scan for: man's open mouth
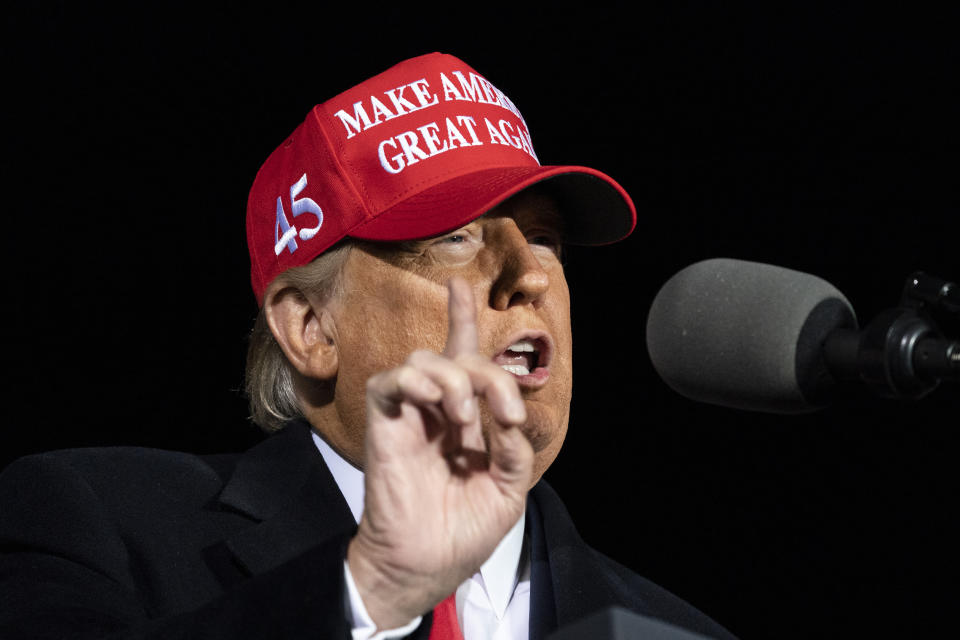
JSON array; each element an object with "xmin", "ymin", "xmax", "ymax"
[{"xmin": 492, "ymin": 334, "xmax": 552, "ymax": 385}]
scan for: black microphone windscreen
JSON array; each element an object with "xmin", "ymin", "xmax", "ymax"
[{"xmin": 646, "ymin": 258, "xmax": 858, "ymax": 413}]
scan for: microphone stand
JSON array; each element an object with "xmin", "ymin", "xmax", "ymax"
[{"xmin": 824, "ymin": 271, "xmax": 959, "ymax": 400}]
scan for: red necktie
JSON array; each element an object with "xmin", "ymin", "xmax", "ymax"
[{"xmin": 428, "ymin": 592, "xmax": 463, "ymax": 640}]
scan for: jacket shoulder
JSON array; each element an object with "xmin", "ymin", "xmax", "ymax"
[
  {"xmin": 0, "ymin": 447, "xmax": 237, "ymax": 583},
  {"xmin": 1, "ymin": 445, "xmax": 234, "ymax": 504}
]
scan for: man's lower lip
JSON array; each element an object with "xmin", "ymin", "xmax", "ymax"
[{"xmin": 511, "ymin": 366, "xmax": 550, "ymax": 387}]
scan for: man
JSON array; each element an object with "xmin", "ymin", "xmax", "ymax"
[{"xmin": 0, "ymin": 53, "xmax": 735, "ymax": 639}]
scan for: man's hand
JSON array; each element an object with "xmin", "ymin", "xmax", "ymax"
[{"xmin": 346, "ymin": 277, "xmax": 534, "ymax": 630}]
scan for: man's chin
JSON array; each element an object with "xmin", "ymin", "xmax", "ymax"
[
  {"xmin": 479, "ymin": 401, "xmax": 566, "ymax": 453},
  {"xmin": 523, "ymin": 398, "xmax": 568, "ymax": 447},
  {"xmin": 476, "ymin": 403, "xmax": 566, "ymax": 489}
]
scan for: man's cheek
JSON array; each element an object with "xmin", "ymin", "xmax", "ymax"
[
  {"xmin": 401, "ymin": 307, "xmax": 449, "ymax": 354},
  {"xmin": 367, "ymin": 311, "xmax": 448, "ymax": 367}
]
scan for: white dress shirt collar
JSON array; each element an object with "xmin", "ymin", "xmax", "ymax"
[
  {"xmin": 312, "ymin": 430, "xmax": 365, "ymax": 524},
  {"xmin": 474, "ymin": 515, "xmax": 526, "ymax": 619}
]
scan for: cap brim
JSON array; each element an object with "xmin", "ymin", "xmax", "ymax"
[{"xmin": 348, "ymin": 165, "xmax": 636, "ymax": 245}]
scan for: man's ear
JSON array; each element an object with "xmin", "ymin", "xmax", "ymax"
[{"xmin": 263, "ymin": 282, "xmax": 338, "ymax": 381}]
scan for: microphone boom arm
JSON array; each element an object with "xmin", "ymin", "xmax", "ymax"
[{"xmin": 824, "ymin": 271, "xmax": 959, "ymax": 399}]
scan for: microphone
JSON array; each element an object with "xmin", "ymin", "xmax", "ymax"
[{"xmin": 645, "ymin": 258, "xmax": 958, "ymax": 414}]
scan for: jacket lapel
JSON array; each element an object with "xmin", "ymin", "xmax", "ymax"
[
  {"xmin": 527, "ymin": 481, "xmax": 639, "ymax": 639},
  {"xmin": 527, "ymin": 486, "xmax": 558, "ymax": 640},
  {"xmin": 217, "ymin": 421, "xmax": 357, "ymax": 577}
]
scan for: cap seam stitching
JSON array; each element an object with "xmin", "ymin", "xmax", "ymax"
[
  {"xmin": 247, "ymin": 163, "xmax": 273, "ymax": 300},
  {"xmin": 311, "ymin": 106, "xmax": 373, "ymax": 223}
]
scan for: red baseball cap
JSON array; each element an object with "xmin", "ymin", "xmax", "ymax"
[{"xmin": 247, "ymin": 52, "xmax": 636, "ymax": 303}]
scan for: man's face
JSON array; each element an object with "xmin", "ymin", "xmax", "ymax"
[{"xmin": 322, "ymin": 189, "xmax": 572, "ymax": 486}]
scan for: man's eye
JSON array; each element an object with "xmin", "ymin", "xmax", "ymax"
[
  {"xmin": 527, "ymin": 233, "xmax": 564, "ymax": 259},
  {"xmin": 428, "ymin": 233, "xmax": 478, "ymax": 253},
  {"xmin": 529, "ymin": 234, "xmax": 562, "ymax": 249}
]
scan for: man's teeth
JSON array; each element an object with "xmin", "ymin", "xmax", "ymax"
[
  {"xmin": 498, "ymin": 339, "xmax": 538, "ymax": 375},
  {"xmin": 507, "ymin": 340, "xmax": 536, "ymax": 353},
  {"xmin": 501, "ymin": 364, "xmax": 531, "ymax": 376}
]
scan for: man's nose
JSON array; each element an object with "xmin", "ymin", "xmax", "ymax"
[{"xmin": 489, "ymin": 220, "xmax": 550, "ymax": 310}]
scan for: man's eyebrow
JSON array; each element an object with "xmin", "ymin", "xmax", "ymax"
[
  {"xmin": 395, "ymin": 239, "xmax": 429, "ymax": 254},
  {"xmin": 522, "ymin": 206, "xmax": 565, "ymax": 233}
]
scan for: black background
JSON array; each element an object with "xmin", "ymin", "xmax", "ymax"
[{"xmin": 3, "ymin": 3, "xmax": 958, "ymax": 638}]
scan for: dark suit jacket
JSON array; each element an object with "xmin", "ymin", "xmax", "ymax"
[{"xmin": 0, "ymin": 421, "xmax": 735, "ymax": 639}]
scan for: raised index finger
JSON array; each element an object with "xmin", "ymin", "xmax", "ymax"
[{"xmin": 443, "ymin": 277, "xmax": 479, "ymax": 358}]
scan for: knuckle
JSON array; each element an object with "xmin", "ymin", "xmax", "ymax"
[
  {"xmin": 445, "ymin": 368, "xmax": 473, "ymax": 396},
  {"xmin": 476, "ymin": 357, "xmax": 512, "ymax": 381},
  {"xmin": 491, "ymin": 369, "xmax": 520, "ymax": 395},
  {"xmin": 393, "ymin": 364, "xmax": 417, "ymax": 388},
  {"xmin": 366, "ymin": 371, "xmax": 387, "ymax": 394}
]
